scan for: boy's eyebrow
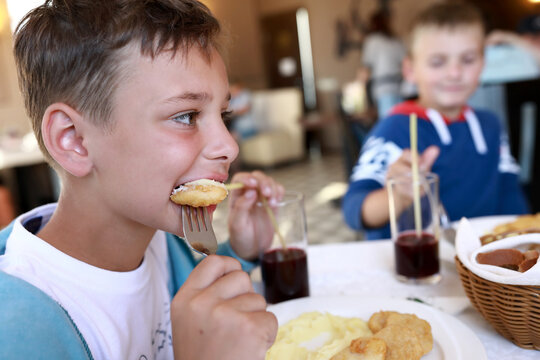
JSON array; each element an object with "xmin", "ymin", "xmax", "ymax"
[
  {"xmin": 164, "ymin": 92, "xmax": 211, "ymax": 104},
  {"xmin": 163, "ymin": 92, "xmax": 231, "ymax": 104}
]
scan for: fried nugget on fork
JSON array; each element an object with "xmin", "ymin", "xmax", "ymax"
[{"xmin": 170, "ymin": 179, "xmax": 228, "ymax": 207}]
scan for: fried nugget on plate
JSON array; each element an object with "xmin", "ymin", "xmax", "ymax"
[
  {"xmin": 373, "ymin": 324, "xmax": 424, "ymax": 360},
  {"xmin": 330, "ymin": 337, "xmax": 386, "ymax": 360},
  {"xmin": 368, "ymin": 311, "xmax": 433, "ymax": 355}
]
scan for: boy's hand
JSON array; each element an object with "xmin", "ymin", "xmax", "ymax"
[
  {"xmin": 385, "ymin": 146, "xmax": 439, "ymax": 211},
  {"xmin": 171, "ymin": 255, "xmax": 278, "ymax": 360},
  {"xmin": 227, "ymin": 171, "xmax": 285, "ymax": 260}
]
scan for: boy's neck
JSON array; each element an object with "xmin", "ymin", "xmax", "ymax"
[
  {"xmin": 37, "ymin": 193, "xmax": 155, "ymax": 272},
  {"xmin": 417, "ymin": 100, "xmax": 464, "ymax": 121}
]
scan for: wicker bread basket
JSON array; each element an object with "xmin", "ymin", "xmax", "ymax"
[{"xmin": 455, "ymin": 257, "xmax": 540, "ymax": 350}]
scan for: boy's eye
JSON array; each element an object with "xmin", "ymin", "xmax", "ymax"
[
  {"xmin": 428, "ymin": 56, "xmax": 445, "ymax": 68},
  {"xmin": 461, "ymin": 54, "xmax": 478, "ymax": 65},
  {"xmin": 170, "ymin": 111, "xmax": 200, "ymax": 126}
]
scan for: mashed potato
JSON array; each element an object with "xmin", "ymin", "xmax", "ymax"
[{"xmin": 266, "ymin": 311, "xmax": 372, "ymax": 360}]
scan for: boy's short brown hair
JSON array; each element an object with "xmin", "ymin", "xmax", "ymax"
[
  {"xmin": 408, "ymin": 2, "xmax": 485, "ymax": 53},
  {"xmin": 13, "ymin": 0, "xmax": 221, "ymax": 164}
]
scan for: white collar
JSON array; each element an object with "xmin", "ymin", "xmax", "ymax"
[{"xmin": 425, "ymin": 108, "xmax": 487, "ymax": 154}]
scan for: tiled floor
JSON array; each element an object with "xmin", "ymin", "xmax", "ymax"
[{"xmin": 213, "ymin": 153, "xmax": 363, "ymax": 245}]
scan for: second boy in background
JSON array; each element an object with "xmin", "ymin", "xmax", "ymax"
[{"xmin": 343, "ymin": 2, "xmax": 528, "ymax": 240}]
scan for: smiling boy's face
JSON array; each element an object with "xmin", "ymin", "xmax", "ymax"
[
  {"xmin": 83, "ymin": 45, "xmax": 238, "ymax": 236},
  {"xmin": 404, "ymin": 24, "xmax": 485, "ymax": 118}
]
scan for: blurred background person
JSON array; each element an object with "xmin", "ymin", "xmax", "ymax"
[
  {"xmin": 227, "ymin": 82, "xmax": 259, "ymax": 173},
  {"xmin": 361, "ymin": 10, "xmax": 406, "ymax": 120},
  {"xmin": 228, "ymin": 82, "xmax": 258, "ymax": 142},
  {"xmin": 486, "ymin": 14, "xmax": 540, "ymax": 66},
  {"xmin": 339, "ymin": 66, "xmax": 376, "ymax": 179},
  {"xmin": 341, "ymin": 67, "xmax": 371, "ymax": 121}
]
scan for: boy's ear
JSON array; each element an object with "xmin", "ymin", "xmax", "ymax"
[
  {"xmin": 402, "ymin": 56, "xmax": 415, "ymax": 84},
  {"xmin": 42, "ymin": 103, "xmax": 92, "ymax": 177}
]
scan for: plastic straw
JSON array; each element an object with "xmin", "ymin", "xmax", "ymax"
[{"xmin": 409, "ymin": 113, "xmax": 422, "ymax": 238}]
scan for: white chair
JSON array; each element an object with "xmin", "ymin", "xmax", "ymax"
[{"xmin": 240, "ymin": 87, "xmax": 305, "ymax": 167}]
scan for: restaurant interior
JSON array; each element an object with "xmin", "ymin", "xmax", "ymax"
[
  {"xmin": 1, "ymin": 0, "xmax": 539, "ymax": 240},
  {"xmin": 0, "ymin": 0, "xmax": 539, "ymax": 233},
  {"xmin": 1, "ymin": 0, "xmax": 540, "ymax": 358}
]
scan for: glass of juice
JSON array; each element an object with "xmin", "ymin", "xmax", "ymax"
[
  {"xmin": 257, "ymin": 191, "xmax": 310, "ymax": 304},
  {"xmin": 387, "ymin": 172, "xmax": 441, "ymax": 284}
]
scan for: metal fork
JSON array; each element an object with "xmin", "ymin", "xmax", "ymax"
[{"xmin": 181, "ymin": 206, "xmax": 218, "ymax": 256}]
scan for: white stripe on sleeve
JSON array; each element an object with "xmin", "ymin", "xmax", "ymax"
[{"xmin": 350, "ymin": 137, "xmax": 403, "ymax": 185}]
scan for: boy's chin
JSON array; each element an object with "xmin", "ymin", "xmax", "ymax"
[
  {"xmin": 440, "ymin": 92, "xmax": 474, "ymax": 106},
  {"xmin": 436, "ymin": 98, "xmax": 469, "ymax": 111}
]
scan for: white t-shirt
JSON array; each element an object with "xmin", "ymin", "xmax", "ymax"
[
  {"xmin": 362, "ymin": 33, "xmax": 406, "ymax": 99},
  {"xmin": 0, "ymin": 204, "xmax": 174, "ymax": 360}
]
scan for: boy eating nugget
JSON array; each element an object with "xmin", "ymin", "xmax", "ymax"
[{"xmin": 0, "ymin": 1, "xmax": 283, "ymax": 359}]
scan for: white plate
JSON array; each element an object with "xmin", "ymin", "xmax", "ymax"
[{"xmin": 268, "ymin": 296, "xmax": 487, "ymax": 360}]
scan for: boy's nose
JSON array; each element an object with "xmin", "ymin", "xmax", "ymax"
[
  {"xmin": 447, "ymin": 62, "xmax": 463, "ymax": 79},
  {"xmin": 203, "ymin": 119, "xmax": 239, "ymax": 163}
]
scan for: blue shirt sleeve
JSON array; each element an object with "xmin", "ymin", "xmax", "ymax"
[
  {"xmin": 217, "ymin": 241, "xmax": 259, "ymax": 273},
  {"xmin": 342, "ymin": 179, "xmax": 381, "ymax": 231},
  {"xmin": 342, "ymin": 115, "xmax": 409, "ymax": 239},
  {"xmin": 165, "ymin": 233, "xmax": 259, "ymax": 295}
]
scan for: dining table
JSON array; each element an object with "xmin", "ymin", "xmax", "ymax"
[{"xmin": 251, "ymin": 216, "xmax": 539, "ymax": 360}]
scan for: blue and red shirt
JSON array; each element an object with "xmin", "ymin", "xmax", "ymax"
[{"xmin": 343, "ymin": 101, "xmax": 529, "ymax": 240}]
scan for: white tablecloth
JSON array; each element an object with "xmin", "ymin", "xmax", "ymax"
[{"xmin": 254, "ymin": 239, "xmax": 538, "ymax": 359}]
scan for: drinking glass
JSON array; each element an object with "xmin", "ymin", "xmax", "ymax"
[
  {"xmin": 387, "ymin": 172, "xmax": 441, "ymax": 284},
  {"xmin": 256, "ymin": 191, "xmax": 310, "ymax": 304}
]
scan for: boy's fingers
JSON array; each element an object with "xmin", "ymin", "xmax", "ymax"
[
  {"xmin": 205, "ymin": 270, "xmax": 255, "ymax": 299},
  {"xmin": 229, "ymin": 171, "xmax": 284, "ymax": 207},
  {"xmin": 400, "ymin": 149, "xmax": 412, "ymax": 163},
  {"xmin": 250, "ymin": 311, "xmax": 279, "ymax": 349},
  {"xmin": 387, "ymin": 158, "xmax": 412, "ymax": 180},
  {"xmin": 250, "ymin": 171, "xmax": 276, "ymax": 197},
  {"xmin": 420, "ymin": 145, "xmax": 440, "ymax": 171},
  {"xmin": 231, "ymin": 189, "xmax": 258, "ymax": 212},
  {"xmin": 184, "ymin": 255, "xmax": 242, "ymax": 290},
  {"xmin": 230, "ymin": 172, "xmax": 258, "ymax": 189},
  {"xmin": 221, "ymin": 292, "xmax": 268, "ymax": 312},
  {"xmin": 267, "ymin": 183, "xmax": 285, "ymax": 205}
]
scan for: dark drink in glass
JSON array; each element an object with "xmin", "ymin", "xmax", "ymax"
[
  {"xmin": 261, "ymin": 247, "xmax": 310, "ymax": 304},
  {"xmin": 394, "ymin": 231, "xmax": 439, "ymax": 279}
]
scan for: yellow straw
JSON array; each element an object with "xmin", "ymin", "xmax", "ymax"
[
  {"xmin": 409, "ymin": 113, "xmax": 422, "ymax": 238},
  {"xmin": 225, "ymin": 182, "xmax": 245, "ymax": 190},
  {"xmin": 260, "ymin": 194, "xmax": 288, "ymax": 252}
]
